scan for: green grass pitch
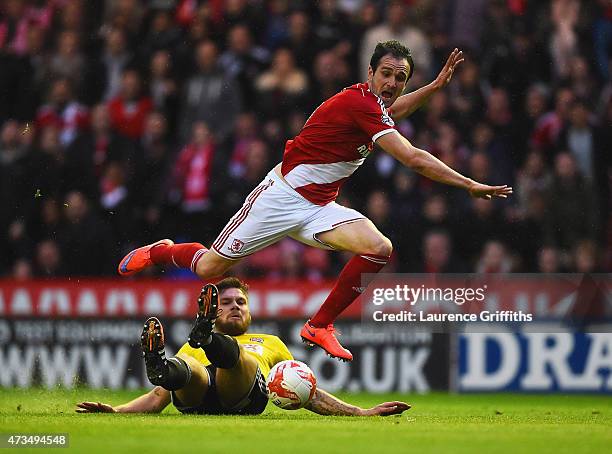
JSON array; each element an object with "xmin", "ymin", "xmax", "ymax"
[{"xmin": 0, "ymin": 388, "xmax": 610, "ymax": 453}]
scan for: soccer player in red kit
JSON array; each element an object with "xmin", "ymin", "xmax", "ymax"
[{"xmin": 119, "ymin": 41, "xmax": 512, "ymax": 361}]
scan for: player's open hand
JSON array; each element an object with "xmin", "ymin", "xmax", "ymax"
[
  {"xmin": 363, "ymin": 401, "xmax": 411, "ymax": 416},
  {"xmin": 434, "ymin": 48, "xmax": 464, "ymax": 88},
  {"xmin": 75, "ymin": 401, "xmax": 117, "ymax": 413},
  {"xmin": 468, "ymin": 181, "xmax": 513, "ymax": 200}
]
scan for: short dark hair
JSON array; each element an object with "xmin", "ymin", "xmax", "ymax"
[
  {"xmin": 216, "ymin": 277, "xmax": 249, "ymax": 297},
  {"xmin": 369, "ymin": 40, "xmax": 414, "ymax": 80}
]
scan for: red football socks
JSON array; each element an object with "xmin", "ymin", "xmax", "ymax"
[
  {"xmin": 150, "ymin": 242, "xmax": 208, "ymax": 272},
  {"xmin": 309, "ymin": 254, "xmax": 388, "ymax": 327}
]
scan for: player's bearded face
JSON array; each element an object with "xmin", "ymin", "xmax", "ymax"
[
  {"xmin": 214, "ymin": 288, "xmax": 252, "ymax": 336},
  {"xmin": 368, "ymin": 55, "xmax": 410, "ymax": 108}
]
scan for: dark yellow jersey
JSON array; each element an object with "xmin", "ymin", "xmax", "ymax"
[{"xmin": 177, "ymin": 333, "xmax": 293, "ymax": 377}]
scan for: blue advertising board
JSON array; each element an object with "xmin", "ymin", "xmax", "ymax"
[{"xmin": 458, "ymin": 329, "xmax": 612, "ymax": 393}]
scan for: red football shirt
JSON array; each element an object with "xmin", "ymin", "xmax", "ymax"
[{"xmin": 281, "ymin": 82, "xmax": 396, "ymax": 205}]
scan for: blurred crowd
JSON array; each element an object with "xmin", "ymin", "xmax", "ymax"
[{"xmin": 0, "ymin": 0, "xmax": 611, "ymax": 281}]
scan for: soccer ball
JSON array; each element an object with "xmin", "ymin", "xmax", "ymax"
[{"xmin": 266, "ymin": 360, "xmax": 317, "ymax": 410}]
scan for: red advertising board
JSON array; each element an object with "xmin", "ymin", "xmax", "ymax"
[
  {"xmin": 0, "ymin": 279, "xmax": 338, "ymax": 318},
  {"xmin": 0, "ymin": 275, "xmax": 609, "ymax": 318}
]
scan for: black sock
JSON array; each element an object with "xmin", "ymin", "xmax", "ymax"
[
  {"xmin": 162, "ymin": 356, "xmax": 192, "ymax": 391},
  {"xmin": 202, "ymin": 333, "xmax": 240, "ymax": 369}
]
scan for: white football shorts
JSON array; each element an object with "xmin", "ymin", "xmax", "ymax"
[{"xmin": 211, "ymin": 168, "xmax": 366, "ymax": 259}]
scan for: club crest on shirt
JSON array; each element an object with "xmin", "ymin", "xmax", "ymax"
[{"xmin": 229, "ymin": 238, "xmax": 245, "ymax": 253}]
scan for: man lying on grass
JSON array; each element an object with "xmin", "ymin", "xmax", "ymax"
[{"xmin": 76, "ymin": 277, "xmax": 410, "ymax": 416}]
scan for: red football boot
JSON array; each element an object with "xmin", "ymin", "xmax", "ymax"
[
  {"xmin": 300, "ymin": 320, "xmax": 353, "ymax": 362},
  {"xmin": 118, "ymin": 239, "xmax": 174, "ymax": 276}
]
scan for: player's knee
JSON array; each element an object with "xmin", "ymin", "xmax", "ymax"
[
  {"xmin": 176, "ymin": 353, "xmax": 199, "ymax": 376},
  {"xmin": 195, "ymin": 258, "xmax": 225, "ymax": 279},
  {"xmin": 176, "ymin": 353, "xmax": 209, "ymax": 387},
  {"xmin": 195, "ymin": 255, "xmax": 230, "ymax": 279},
  {"xmin": 366, "ymin": 235, "xmax": 393, "ymax": 257},
  {"xmin": 194, "ymin": 259, "xmax": 210, "ymax": 279}
]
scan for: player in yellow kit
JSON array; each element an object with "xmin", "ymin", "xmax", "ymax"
[{"xmin": 76, "ymin": 278, "xmax": 410, "ymax": 416}]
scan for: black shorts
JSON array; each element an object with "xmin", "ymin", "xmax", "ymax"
[{"xmin": 171, "ymin": 365, "xmax": 268, "ymax": 415}]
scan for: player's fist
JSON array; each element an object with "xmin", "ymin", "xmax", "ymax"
[
  {"xmin": 75, "ymin": 401, "xmax": 117, "ymax": 413},
  {"xmin": 468, "ymin": 181, "xmax": 513, "ymax": 200},
  {"xmin": 363, "ymin": 401, "xmax": 411, "ymax": 416}
]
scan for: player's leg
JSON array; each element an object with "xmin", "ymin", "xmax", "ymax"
[
  {"xmin": 311, "ymin": 218, "xmax": 392, "ymax": 325},
  {"xmin": 140, "ymin": 317, "xmax": 210, "ymax": 406},
  {"xmin": 118, "ymin": 239, "xmax": 236, "ymax": 278},
  {"xmin": 292, "ymin": 206, "xmax": 392, "ymax": 361},
  {"xmin": 118, "ymin": 173, "xmax": 296, "ymax": 279},
  {"xmin": 214, "ymin": 346, "xmax": 261, "ymax": 408},
  {"xmin": 117, "ymin": 176, "xmax": 273, "ymax": 278},
  {"xmin": 151, "ymin": 242, "xmax": 237, "ymax": 278},
  {"xmin": 172, "ymin": 353, "xmax": 211, "ymax": 408},
  {"xmin": 316, "ymin": 218, "xmax": 393, "ymax": 257}
]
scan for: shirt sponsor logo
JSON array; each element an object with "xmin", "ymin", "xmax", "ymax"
[
  {"xmin": 243, "ymin": 344, "xmax": 264, "ymax": 355},
  {"xmin": 357, "ymin": 143, "xmax": 374, "ymax": 158}
]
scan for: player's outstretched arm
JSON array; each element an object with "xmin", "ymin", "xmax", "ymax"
[
  {"xmin": 377, "ymin": 131, "xmax": 513, "ymax": 200},
  {"xmin": 75, "ymin": 386, "xmax": 171, "ymax": 414},
  {"xmin": 305, "ymin": 389, "xmax": 410, "ymax": 416},
  {"xmin": 389, "ymin": 48, "xmax": 464, "ymax": 121}
]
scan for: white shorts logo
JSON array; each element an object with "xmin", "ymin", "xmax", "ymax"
[{"xmin": 229, "ymin": 238, "xmax": 245, "ymax": 253}]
